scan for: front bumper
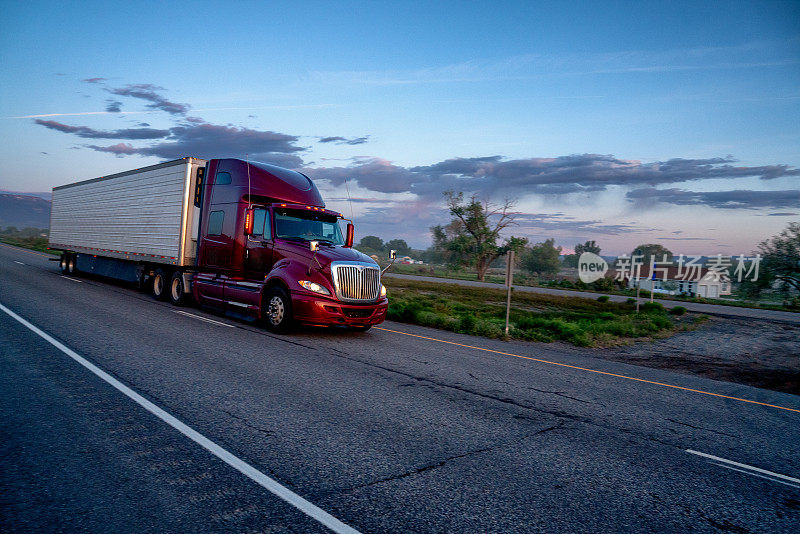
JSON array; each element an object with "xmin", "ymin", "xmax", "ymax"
[{"xmin": 291, "ymin": 293, "xmax": 389, "ymax": 327}]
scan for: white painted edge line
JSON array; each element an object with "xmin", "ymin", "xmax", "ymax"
[
  {"xmin": 0, "ymin": 302, "xmax": 360, "ymax": 534},
  {"xmin": 60, "ymin": 276, "xmax": 82, "ymax": 283},
  {"xmin": 14, "ymin": 261, "xmax": 25, "ymax": 265},
  {"xmin": 173, "ymin": 310, "xmax": 235, "ymax": 328},
  {"xmin": 711, "ymin": 463, "xmax": 800, "ymax": 489},
  {"xmin": 686, "ymin": 449, "xmax": 800, "ymax": 485}
]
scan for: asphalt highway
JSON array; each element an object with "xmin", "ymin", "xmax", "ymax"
[{"xmin": 2, "ymin": 243, "xmax": 799, "ymax": 533}]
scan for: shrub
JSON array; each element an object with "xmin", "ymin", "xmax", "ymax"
[
  {"xmin": 669, "ymin": 306, "xmax": 687, "ymax": 316},
  {"xmin": 626, "ymin": 297, "xmax": 637, "ymax": 304},
  {"xmin": 596, "ymin": 295, "xmax": 610, "ymax": 303},
  {"xmin": 641, "ymin": 302, "xmax": 665, "ymax": 313}
]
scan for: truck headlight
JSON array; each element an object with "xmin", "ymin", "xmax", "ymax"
[
  {"xmin": 380, "ymin": 284, "xmax": 386, "ymax": 297},
  {"xmin": 298, "ymin": 280, "xmax": 331, "ymax": 296}
]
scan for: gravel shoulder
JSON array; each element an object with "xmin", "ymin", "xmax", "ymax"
[{"xmin": 590, "ymin": 316, "xmax": 800, "ymax": 395}]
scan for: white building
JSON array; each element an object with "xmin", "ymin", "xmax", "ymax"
[{"xmin": 616, "ymin": 265, "xmax": 732, "ymax": 298}]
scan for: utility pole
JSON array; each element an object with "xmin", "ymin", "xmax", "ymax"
[{"xmin": 505, "ymin": 250, "xmax": 514, "ymax": 336}]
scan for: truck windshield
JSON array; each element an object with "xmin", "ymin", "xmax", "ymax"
[{"xmin": 274, "ymin": 209, "xmax": 344, "ymax": 245}]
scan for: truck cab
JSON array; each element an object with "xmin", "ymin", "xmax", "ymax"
[{"xmin": 191, "ymin": 159, "xmax": 389, "ymax": 332}]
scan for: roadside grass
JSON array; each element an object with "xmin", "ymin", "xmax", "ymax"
[
  {"xmin": 0, "ymin": 235, "xmax": 54, "ymax": 254},
  {"xmin": 384, "ymin": 264, "xmax": 800, "ymax": 313},
  {"xmin": 384, "ymin": 278, "xmax": 706, "ymax": 347}
]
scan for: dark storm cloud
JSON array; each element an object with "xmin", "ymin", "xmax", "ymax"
[
  {"xmin": 319, "ymin": 136, "xmax": 369, "ymax": 145},
  {"xmin": 35, "ymin": 119, "xmax": 170, "ymax": 139},
  {"xmin": 107, "ymin": 84, "xmax": 190, "ymax": 115},
  {"xmin": 303, "ymin": 154, "xmax": 800, "ymax": 199},
  {"xmin": 105, "ymin": 100, "xmax": 123, "ymax": 113},
  {"xmin": 626, "ymin": 188, "xmax": 800, "ymax": 210}
]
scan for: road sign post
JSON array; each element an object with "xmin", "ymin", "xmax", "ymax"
[{"xmin": 505, "ymin": 250, "xmax": 514, "ymax": 336}]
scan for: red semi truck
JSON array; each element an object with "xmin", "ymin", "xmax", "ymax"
[{"xmin": 49, "ymin": 157, "xmax": 391, "ymax": 332}]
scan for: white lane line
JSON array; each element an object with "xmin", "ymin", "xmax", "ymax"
[
  {"xmin": 711, "ymin": 463, "xmax": 800, "ymax": 489},
  {"xmin": 0, "ymin": 302, "xmax": 360, "ymax": 534},
  {"xmin": 61, "ymin": 276, "xmax": 83, "ymax": 283},
  {"xmin": 173, "ymin": 310, "xmax": 236, "ymax": 328},
  {"xmin": 14, "ymin": 261, "xmax": 25, "ymax": 265},
  {"xmin": 687, "ymin": 449, "xmax": 800, "ymax": 486}
]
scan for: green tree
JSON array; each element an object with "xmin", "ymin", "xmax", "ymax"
[
  {"xmin": 631, "ymin": 243, "xmax": 673, "ymax": 263},
  {"xmin": 521, "ymin": 238, "xmax": 562, "ymax": 276},
  {"xmin": 384, "ymin": 238, "xmax": 411, "ymax": 256},
  {"xmin": 357, "ymin": 235, "xmax": 384, "ymax": 254},
  {"xmin": 575, "ymin": 240, "xmax": 601, "ymax": 255},
  {"xmin": 759, "ymin": 222, "xmax": 800, "ymax": 292},
  {"xmin": 433, "ymin": 191, "xmax": 527, "ymax": 281}
]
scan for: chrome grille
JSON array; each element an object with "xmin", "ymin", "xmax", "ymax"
[{"xmin": 333, "ymin": 263, "xmax": 380, "ymax": 302}]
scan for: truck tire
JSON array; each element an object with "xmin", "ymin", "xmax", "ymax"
[
  {"xmin": 152, "ymin": 268, "xmax": 168, "ymax": 300},
  {"xmin": 263, "ymin": 286, "xmax": 293, "ymax": 333},
  {"xmin": 169, "ymin": 271, "xmax": 188, "ymax": 306}
]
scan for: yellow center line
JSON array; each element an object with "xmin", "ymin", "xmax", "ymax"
[{"xmin": 374, "ymin": 326, "xmax": 800, "ymax": 414}]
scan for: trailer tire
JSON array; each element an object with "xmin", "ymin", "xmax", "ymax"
[
  {"xmin": 60, "ymin": 254, "xmax": 70, "ymax": 274},
  {"xmin": 66, "ymin": 254, "xmax": 77, "ymax": 275},
  {"xmin": 169, "ymin": 271, "xmax": 188, "ymax": 306},
  {"xmin": 263, "ymin": 286, "xmax": 293, "ymax": 333},
  {"xmin": 152, "ymin": 268, "xmax": 168, "ymax": 300}
]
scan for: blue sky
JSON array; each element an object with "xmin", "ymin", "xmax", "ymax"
[{"xmin": 1, "ymin": 0, "xmax": 798, "ymax": 254}]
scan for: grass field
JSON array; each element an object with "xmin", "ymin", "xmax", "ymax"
[{"xmin": 384, "ymin": 278, "xmax": 707, "ymax": 347}]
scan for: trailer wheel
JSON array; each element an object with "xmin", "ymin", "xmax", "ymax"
[
  {"xmin": 60, "ymin": 254, "xmax": 69, "ymax": 274},
  {"xmin": 263, "ymin": 286, "xmax": 293, "ymax": 333},
  {"xmin": 169, "ymin": 271, "xmax": 188, "ymax": 306},
  {"xmin": 152, "ymin": 268, "xmax": 168, "ymax": 300},
  {"xmin": 66, "ymin": 254, "xmax": 77, "ymax": 275}
]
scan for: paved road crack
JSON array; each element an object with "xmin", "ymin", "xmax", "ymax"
[
  {"xmin": 220, "ymin": 409, "xmax": 273, "ymax": 436},
  {"xmin": 340, "ymin": 422, "xmax": 566, "ymax": 493},
  {"xmin": 666, "ymin": 418, "xmax": 738, "ymax": 438}
]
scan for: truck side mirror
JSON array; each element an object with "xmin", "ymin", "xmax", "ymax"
[
  {"xmin": 390, "ymin": 250, "xmax": 397, "ymax": 260},
  {"xmin": 345, "ymin": 223, "xmax": 354, "ymax": 248},
  {"xmin": 244, "ymin": 208, "xmax": 255, "ymax": 235}
]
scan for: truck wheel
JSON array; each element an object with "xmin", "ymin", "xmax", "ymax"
[
  {"xmin": 263, "ymin": 286, "xmax": 293, "ymax": 333},
  {"xmin": 169, "ymin": 271, "xmax": 188, "ymax": 306},
  {"xmin": 60, "ymin": 254, "xmax": 70, "ymax": 274},
  {"xmin": 152, "ymin": 268, "xmax": 168, "ymax": 300}
]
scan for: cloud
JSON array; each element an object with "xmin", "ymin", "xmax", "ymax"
[
  {"xmin": 107, "ymin": 84, "xmax": 190, "ymax": 115},
  {"xmin": 318, "ymin": 136, "xmax": 369, "ymax": 145},
  {"xmin": 768, "ymin": 212, "xmax": 798, "ymax": 216},
  {"xmin": 35, "ymin": 119, "xmax": 169, "ymax": 140},
  {"xmin": 626, "ymin": 188, "xmax": 800, "ymax": 210},
  {"xmin": 77, "ymin": 120, "xmax": 305, "ymax": 166},
  {"xmin": 82, "ymin": 77, "xmax": 106, "ymax": 83},
  {"xmin": 302, "ymin": 154, "xmax": 800, "ymax": 199},
  {"xmin": 85, "ymin": 143, "xmax": 138, "ymax": 156},
  {"xmin": 303, "ymin": 158, "xmax": 419, "ymax": 193},
  {"xmin": 105, "ymin": 100, "xmax": 123, "ymax": 113}
]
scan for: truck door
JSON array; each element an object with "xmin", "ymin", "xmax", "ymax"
[{"xmin": 244, "ymin": 207, "xmax": 273, "ymax": 275}]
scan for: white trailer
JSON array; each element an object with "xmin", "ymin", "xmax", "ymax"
[{"xmin": 50, "ymin": 158, "xmax": 206, "ymax": 287}]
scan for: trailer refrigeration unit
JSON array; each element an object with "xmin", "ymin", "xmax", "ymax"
[{"xmin": 49, "ymin": 158, "xmax": 391, "ymax": 332}]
